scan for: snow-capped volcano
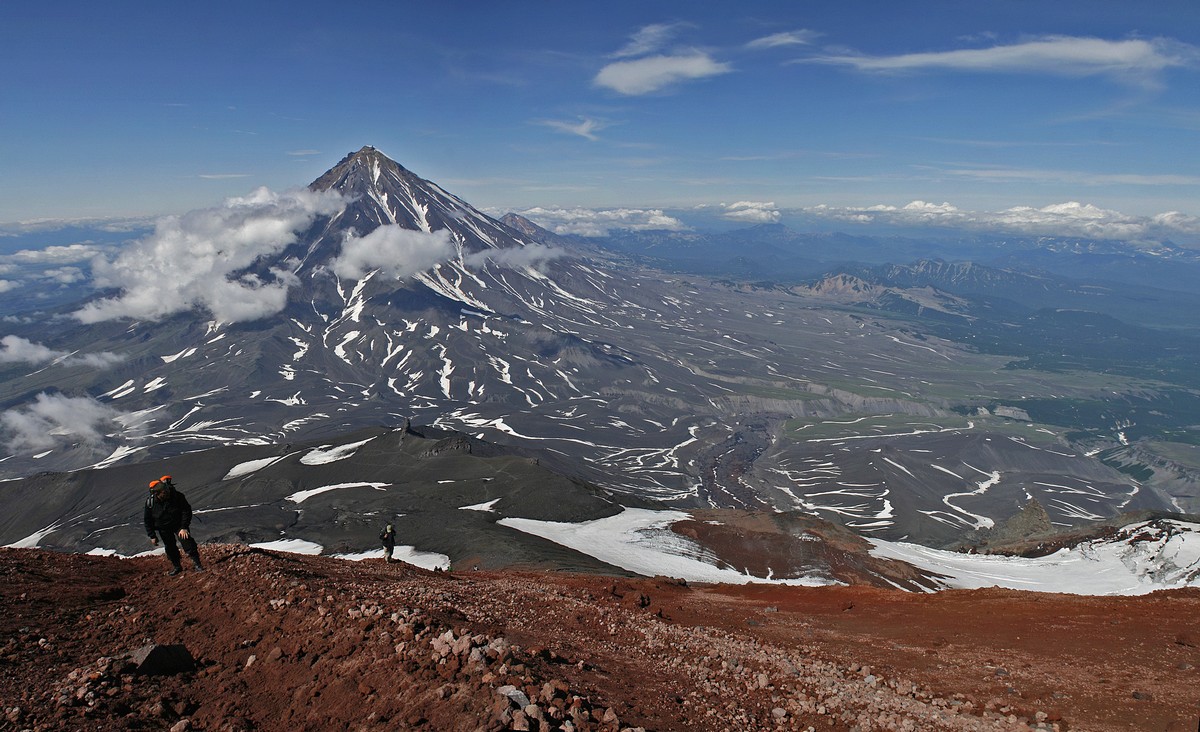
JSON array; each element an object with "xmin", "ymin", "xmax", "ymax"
[
  {"xmin": 311, "ymin": 147, "xmax": 516, "ymax": 249},
  {"xmin": 285, "ymin": 146, "xmax": 525, "ymax": 277},
  {"xmin": 0, "ymin": 147, "xmax": 704, "ymax": 496}
]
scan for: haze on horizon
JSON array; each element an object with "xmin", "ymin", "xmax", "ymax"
[{"xmin": 3, "ymin": 1, "xmax": 1199, "ymax": 244}]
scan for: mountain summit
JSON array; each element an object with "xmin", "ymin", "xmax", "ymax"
[{"xmin": 301, "ymin": 146, "xmax": 522, "ymax": 259}]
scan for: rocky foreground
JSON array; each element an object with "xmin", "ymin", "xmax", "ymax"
[{"xmin": 1, "ymin": 546, "xmax": 1197, "ymax": 731}]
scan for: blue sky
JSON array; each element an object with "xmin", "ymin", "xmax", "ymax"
[{"xmin": 2, "ymin": 1, "xmax": 1199, "ymax": 239}]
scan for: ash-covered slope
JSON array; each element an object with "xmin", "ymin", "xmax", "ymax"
[{"xmin": 0, "ymin": 424, "xmax": 641, "ymax": 573}]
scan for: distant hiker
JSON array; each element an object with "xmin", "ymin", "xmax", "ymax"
[
  {"xmin": 144, "ymin": 475, "xmax": 204, "ymax": 576},
  {"xmin": 380, "ymin": 523, "xmax": 396, "ymax": 563}
]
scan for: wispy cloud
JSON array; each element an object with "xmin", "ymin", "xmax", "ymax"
[
  {"xmin": 75, "ymin": 187, "xmax": 345, "ymax": 324},
  {"xmin": 595, "ymin": 52, "xmax": 731, "ymax": 95},
  {"xmin": 747, "ymin": 30, "xmax": 819, "ymax": 50},
  {"xmin": 720, "ymin": 148, "xmax": 875, "ymax": 162},
  {"xmin": 0, "ymin": 216, "xmax": 152, "ymax": 234},
  {"xmin": 0, "ymin": 335, "xmax": 126, "ymax": 369},
  {"xmin": 516, "ymin": 207, "xmax": 687, "ymax": 237},
  {"xmin": 537, "ymin": 117, "xmax": 607, "ymax": 141},
  {"xmin": 286, "ymin": 149, "xmax": 321, "ymax": 156},
  {"xmin": 198, "ymin": 173, "xmax": 251, "ymax": 180},
  {"xmin": 807, "ymin": 36, "xmax": 1199, "ymax": 86},
  {"xmin": 596, "ymin": 23, "xmax": 731, "ymax": 95},
  {"xmin": 938, "ymin": 165, "xmax": 1200, "ymax": 187},
  {"xmin": 611, "ymin": 23, "xmax": 688, "ymax": 59},
  {"xmin": 910, "ymin": 136, "xmax": 1121, "ymax": 149}
]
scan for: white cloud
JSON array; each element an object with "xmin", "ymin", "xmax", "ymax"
[
  {"xmin": 805, "ymin": 199, "xmax": 1200, "ymax": 243},
  {"xmin": 992, "ymin": 202, "xmax": 1149, "ymax": 239},
  {"xmin": 747, "ymin": 30, "xmax": 818, "ymax": 50},
  {"xmin": 198, "ymin": 173, "xmax": 251, "ymax": 180},
  {"xmin": 809, "ymin": 36, "xmax": 1199, "ymax": 86},
  {"xmin": 330, "ymin": 225, "xmax": 454, "ymax": 280},
  {"xmin": 1151, "ymin": 210, "xmax": 1200, "ymax": 231},
  {"xmin": 64, "ymin": 352, "xmax": 128, "ymax": 368},
  {"xmin": 0, "ymin": 335, "xmax": 126, "ymax": 368},
  {"xmin": 538, "ymin": 117, "xmax": 606, "ymax": 141},
  {"xmin": 75, "ymin": 187, "xmax": 344, "ymax": 324},
  {"xmin": 466, "ymin": 243, "xmax": 567, "ymax": 271},
  {"xmin": 0, "ymin": 280, "xmax": 16, "ymax": 293},
  {"xmin": 516, "ymin": 207, "xmax": 687, "ymax": 237},
  {"xmin": 40, "ymin": 267, "xmax": 86, "ymax": 284},
  {"xmin": 612, "ymin": 23, "xmax": 686, "ymax": 58},
  {"xmin": 286, "ymin": 149, "xmax": 321, "ymax": 156},
  {"xmin": 0, "ymin": 393, "xmax": 125, "ymax": 453},
  {"xmin": 2, "ymin": 243, "xmax": 107, "ymax": 265},
  {"xmin": 595, "ymin": 52, "xmax": 732, "ymax": 95},
  {"xmin": 722, "ymin": 201, "xmax": 781, "ymax": 224},
  {"xmin": 0, "ymin": 336, "xmax": 59, "ymax": 364}
]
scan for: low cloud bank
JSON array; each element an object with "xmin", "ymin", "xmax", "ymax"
[
  {"xmin": 75, "ymin": 187, "xmax": 344, "ymax": 324},
  {"xmin": 0, "ymin": 393, "xmax": 124, "ymax": 453},
  {"xmin": 805, "ymin": 200, "xmax": 1200, "ymax": 244},
  {"xmin": 722, "ymin": 201, "xmax": 781, "ymax": 224},
  {"xmin": 0, "ymin": 335, "xmax": 125, "ymax": 368},
  {"xmin": 4, "ymin": 243, "xmax": 106, "ymax": 265},
  {"xmin": 0, "ymin": 243, "xmax": 111, "ymax": 294},
  {"xmin": 515, "ymin": 207, "xmax": 686, "ymax": 237}
]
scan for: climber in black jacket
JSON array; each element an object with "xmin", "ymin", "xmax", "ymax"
[{"xmin": 144, "ymin": 475, "xmax": 204, "ymax": 575}]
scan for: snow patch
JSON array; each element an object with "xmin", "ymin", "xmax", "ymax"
[
  {"xmin": 4, "ymin": 520, "xmax": 63, "ymax": 548},
  {"xmin": 870, "ymin": 519, "xmax": 1200, "ymax": 595},
  {"xmin": 223, "ymin": 455, "xmax": 285, "ymax": 480},
  {"xmin": 161, "ymin": 347, "xmax": 197, "ymax": 363},
  {"xmin": 460, "ymin": 498, "xmax": 501, "ymax": 512},
  {"xmin": 333, "ymin": 546, "xmax": 451, "ymax": 571},
  {"xmin": 250, "ymin": 539, "xmax": 325, "ymax": 554},
  {"xmin": 299, "ymin": 436, "xmax": 377, "ymax": 465},
  {"xmin": 500, "ymin": 508, "xmax": 831, "ymax": 586},
  {"xmin": 285, "ymin": 482, "xmax": 389, "ymax": 503}
]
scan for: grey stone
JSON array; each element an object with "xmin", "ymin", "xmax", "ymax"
[
  {"xmin": 129, "ymin": 644, "xmax": 196, "ymax": 676},
  {"xmin": 496, "ymin": 684, "xmax": 531, "ymax": 708}
]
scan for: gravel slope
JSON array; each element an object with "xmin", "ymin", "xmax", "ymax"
[{"xmin": 2, "ymin": 546, "xmax": 1197, "ymax": 731}]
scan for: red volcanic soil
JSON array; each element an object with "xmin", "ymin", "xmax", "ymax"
[{"xmin": 1, "ymin": 545, "xmax": 1197, "ymax": 731}]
